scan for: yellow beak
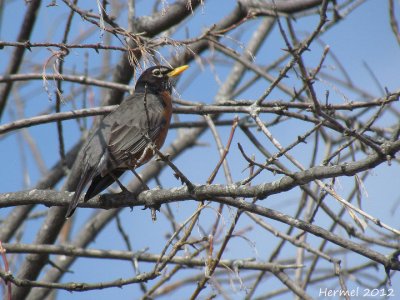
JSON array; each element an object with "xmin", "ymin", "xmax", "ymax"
[{"xmin": 167, "ymin": 65, "xmax": 189, "ymax": 77}]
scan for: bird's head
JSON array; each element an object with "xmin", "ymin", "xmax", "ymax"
[{"xmin": 135, "ymin": 65, "xmax": 189, "ymax": 94}]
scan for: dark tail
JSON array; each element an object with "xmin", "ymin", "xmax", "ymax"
[
  {"xmin": 84, "ymin": 170, "xmax": 124, "ymax": 201},
  {"xmin": 65, "ymin": 168, "xmax": 93, "ymax": 218}
]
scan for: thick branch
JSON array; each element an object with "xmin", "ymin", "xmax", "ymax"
[{"xmin": 3, "ymin": 139, "xmax": 399, "ymax": 209}]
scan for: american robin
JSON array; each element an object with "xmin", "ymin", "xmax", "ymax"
[{"xmin": 66, "ymin": 65, "xmax": 189, "ymax": 218}]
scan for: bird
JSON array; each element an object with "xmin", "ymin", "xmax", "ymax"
[{"xmin": 66, "ymin": 65, "xmax": 189, "ymax": 218}]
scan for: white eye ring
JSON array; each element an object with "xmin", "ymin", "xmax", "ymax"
[{"xmin": 152, "ymin": 69, "xmax": 163, "ymax": 77}]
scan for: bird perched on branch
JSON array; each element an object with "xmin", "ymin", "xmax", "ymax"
[{"xmin": 66, "ymin": 65, "xmax": 189, "ymax": 218}]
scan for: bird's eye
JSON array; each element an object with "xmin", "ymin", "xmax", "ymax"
[{"xmin": 152, "ymin": 69, "xmax": 163, "ymax": 77}]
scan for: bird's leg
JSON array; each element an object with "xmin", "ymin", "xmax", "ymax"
[
  {"xmin": 130, "ymin": 167, "xmax": 158, "ymax": 221},
  {"xmin": 130, "ymin": 168, "xmax": 149, "ymax": 191},
  {"xmin": 109, "ymin": 171, "xmax": 129, "ymax": 193}
]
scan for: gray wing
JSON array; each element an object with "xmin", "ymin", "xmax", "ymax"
[
  {"xmin": 66, "ymin": 120, "xmax": 110, "ymax": 218},
  {"xmin": 66, "ymin": 93, "xmax": 166, "ymax": 218},
  {"xmin": 101, "ymin": 93, "xmax": 166, "ymax": 173}
]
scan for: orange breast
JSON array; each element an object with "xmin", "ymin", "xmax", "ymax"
[
  {"xmin": 154, "ymin": 90, "xmax": 173, "ymax": 149},
  {"xmin": 128, "ymin": 91, "xmax": 173, "ymax": 168}
]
